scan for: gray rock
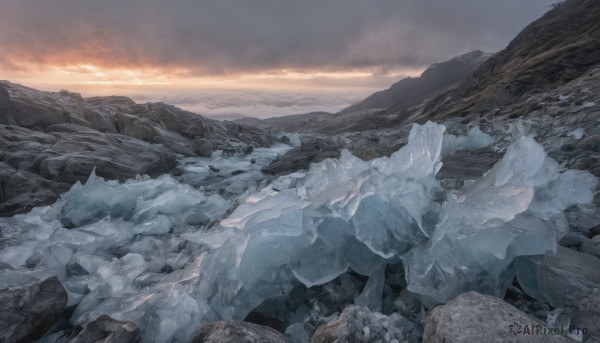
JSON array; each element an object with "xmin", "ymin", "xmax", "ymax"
[
  {"xmin": 437, "ymin": 147, "xmax": 502, "ymax": 189},
  {"xmin": 0, "ymin": 276, "xmax": 68, "ymax": 342},
  {"xmin": 262, "ymin": 140, "xmax": 340, "ymax": 175},
  {"xmin": 423, "ymin": 292, "xmax": 571, "ymax": 343},
  {"xmin": 516, "ymin": 246, "xmax": 600, "ymax": 306},
  {"xmin": 243, "ymin": 145, "xmax": 254, "ymax": 154},
  {"xmin": 564, "ymin": 290, "xmax": 600, "ymax": 342},
  {"xmin": 194, "ymin": 138, "xmax": 217, "ymax": 157},
  {"xmin": 503, "ymin": 284, "xmax": 551, "ymax": 321},
  {"xmin": 569, "ymin": 153, "xmax": 600, "ymax": 177},
  {"xmin": 0, "ymin": 124, "xmax": 177, "ymax": 212},
  {"xmin": 590, "ymin": 224, "xmax": 600, "ymax": 237},
  {"xmin": 579, "ymin": 242, "xmax": 600, "ymax": 259},
  {"xmin": 346, "ymin": 137, "xmax": 402, "ymax": 161},
  {"xmin": 0, "ymin": 161, "xmax": 57, "ymax": 216},
  {"xmin": 311, "ymin": 305, "xmax": 420, "ymax": 343},
  {"xmin": 576, "ymin": 135, "xmax": 600, "ymax": 152},
  {"xmin": 564, "ymin": 204, "xmax": 600, "ymax": 236},
  {"xmin": 59, "ymin": 315, "xmax": 140, "ymax": 343},
  {"xmin": 559, "ymin": 232, "xmax": 591, "ymax": 249},
  {"xmin": 169, "ymin": 167, "xmax": 183, "ymax": 177},
  {"xmin": 190, "ymin": 321, "xmax": 290, "ymax": 343}
]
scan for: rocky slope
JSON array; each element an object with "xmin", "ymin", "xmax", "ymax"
[
  {"xmin": 419, "ymin": 0, "xmax": 600, "ymax": 120},
  {"xmin": 0, "ymin": 81, "xmax": 277, "ymax": 216}
]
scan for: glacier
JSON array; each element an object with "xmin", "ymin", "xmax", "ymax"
[{"xmin": 0, "ymin": 122, "xmax": 596, "ymax": 342}]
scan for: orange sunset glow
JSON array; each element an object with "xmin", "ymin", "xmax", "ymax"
[
  {"xmin": 0, "ymin": 0, "xmax": 556, "ymax": 118},
  {"xmin": 3, "ymin": 63, "xmax": 424, "ymax": 91}
]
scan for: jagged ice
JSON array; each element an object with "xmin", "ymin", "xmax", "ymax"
[{"xmin": 0, "ymin": 122, "xmax": 595, "ymax": 342}]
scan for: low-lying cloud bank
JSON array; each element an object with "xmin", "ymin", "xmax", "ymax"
[{"xmin": 131, "ymin": 88, "xmax": 369, "ymax": 120}]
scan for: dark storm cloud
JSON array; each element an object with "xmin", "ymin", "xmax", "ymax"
[{"xmin": 0, "ymin": 0, "xmax": 556, "ymax": 75}]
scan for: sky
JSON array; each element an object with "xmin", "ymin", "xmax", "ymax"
[{"xmin": 0, "ymin": 0, "xmax": 556, "ymax": 119}]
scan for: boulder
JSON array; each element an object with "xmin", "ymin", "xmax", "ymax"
[
  {"xmin": 0, "ymin": 161, "xmax": 57, "ymax": 216},
  {"xmin": 559, "ymin": 232, "xmax": 591, "ymax": 249},
  {"xmin": 311, "ymin": 305, "xmax": 419, "ymax": 343},
  {"xmin": 564, "ymin": 290, "xmax": 600, "ymax": 342},
  {"xmin": 576, "ymin": 135, "xmax": 600, "ymax": 152},
  {"xmin": 423, "ymin": 292, "xmax": 571, "ymax": 343},
  {"xmin": 0, "ymin": 277, "xmax": 68, "ymax": 342},
  {"xmin": 60, "ymin": 315, "xmax": 140, "ymax": 343},
  {"xmin": 262, "ymin": 140, "xmax": 340, "ymax": 175},
  {"xmin": 516, "ymin": 246, "xmax": 600, "ymax": 306},
  {"xmin": 191, "ymin": 321, "xmax": 290, "ymax": 343}
]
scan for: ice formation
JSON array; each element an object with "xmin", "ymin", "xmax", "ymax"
[
  {"xmin": 0, "ymin": 144, "xmax": 292, "ymax": 341},
  {"xmin": 441, "ymin": 126, "xmax": 494, "ymax": 155},
  {"xmin": 0, "ymin": 122, "xmax": 596, "ymax": 342},
  {"xmin": 405, "ymin": 136, "xmax": 596, "ymax": 302}
]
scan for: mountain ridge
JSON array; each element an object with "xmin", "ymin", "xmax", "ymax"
[
  {"xmin": 239, "ymin": 50, "xmax": 491, "ymax": 134},
  {"xmin": 420, "ymin": 0, "xmax": 600, "ymax": 120},
  {"xmin": 338, "ymin": 50, "xmax": 492, "ymax": 116}
]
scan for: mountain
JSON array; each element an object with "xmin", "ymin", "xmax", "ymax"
[
  {"xmin": 0, "ymin": 81, "xmax": 276, "ymax": 215},
  {"xmin": 244, "ymin": 50, "xmax": 490, "ymax": 134},
  {"xmin": 338, "ymin": 50, "xmax": 491, "ymax": 115},
  {"xmin": 420, "ymin": 0, "xmax": 600, "ymax": 120}
]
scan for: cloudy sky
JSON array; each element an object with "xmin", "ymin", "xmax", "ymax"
[{"xmin": 0, "ymin": 0, "xmax": 556, "ymax": 119}]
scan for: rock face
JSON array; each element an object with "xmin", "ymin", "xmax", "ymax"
[
  {"xmin": 311, "ymin": 305, "xmax": 420, "ymax": 343},
  {"xmin": 0, "ymin": 81, "xmax": 276, "ymax": 216},
  {"xmin": 0, "ymin": 161, "xmax": 58, "ymax": 215},
  {"xmin": 516, "ymin": 246, "xmax": 600, "ymax": 307},
  {"xmin": 190, "ymin": 321, "xmax": 290, "ymax": 343},
  {"xmin": 423, "ymin": 292, "xmax": 571, "ymax": 343},
  {"xmin": 59, "ymin": 315, "xmax": 140, "ymax": 343},
  {"xmin": 0, "ymin": 123, "xmax": 177, "ymax": 216},
  {"xmin": 0, "ymin": 277, "xmax": 68, "ymax": 342}
]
